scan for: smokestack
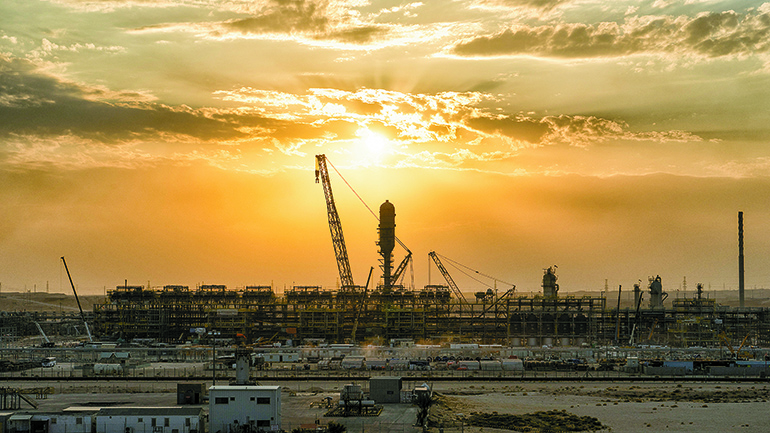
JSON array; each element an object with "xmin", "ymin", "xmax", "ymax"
[
  {"xmin": 378, "ymin": 200, "xmax": 396, "ymax": 290},
  {"xmin": 739, "ymin": 211, "xmax": 745, "ymax": 309}
]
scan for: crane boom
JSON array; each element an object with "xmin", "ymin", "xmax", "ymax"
[
  {"xmin": 391, "ymin": 251, "xmax": 412, "ymax": 284},
  {"xmin": 61, "ymin": 256, "xmax": 93, "ymax": 342},
  {"xmin": 428, "ymin": 251, "xmax": 467, "ymax": 304},
  {"xmin": 351, "ymin": 267, "xmax": 374, "ymax": 343},
  {"xmin": 315, "ymin": 155, "xmax": 354, "ymax": 288}
]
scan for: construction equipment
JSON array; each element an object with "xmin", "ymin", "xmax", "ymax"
[
  {"xmin": 61, "ymin": 256, "xmax": 93, "ymax": 342},
  {"xmin": 350, "ymin": 267, "xmax": 374, "ymax": 343},
  {"xmin": 472, "ymin": 286, "xmax": 515, "ymax": 320},
  {"xmin": 614, "ymin": 285, "xmax": 622, "ymax": 345},
  {"xmin": 647, "ymin": 319, "xmax": 658, "ymax": 342},
  {"xmin": 719, "ymin": 332, "xmax": 752, "ymax": 359},
  {"xmin": 428, "ymin": 251, "xmax": 467, "ymax": 304},
  {"xmin": 628, "ymin": 287, "xmax": 644, "ymax": 346},
  {"xmin": 33, "ymin": 321, "xmax": 54, "ymax": 348},
  {"xmin": 315, "ymin": 155, "xmax": 355, "ymax": 289},
  {"xmin": 391, "ymin": 251, "xmax": 412, "ymax": 285}
]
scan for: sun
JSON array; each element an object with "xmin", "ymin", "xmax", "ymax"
[{"xmin": 355, "ymin": 127, "xmax": 391, "ymax": 163}]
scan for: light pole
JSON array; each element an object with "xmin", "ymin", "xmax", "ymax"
[{"xmin": 209, "ymin": 330, "xmax": 220, "ymax": 385}]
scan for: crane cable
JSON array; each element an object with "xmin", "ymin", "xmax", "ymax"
[
  {"xmin": 326, "ymin": 158, "xmax": 410, "ymax": 253},
  {"xmin": 436, "ymin": 253, "xmax": 515, "ymax": 289},
  {"xmin": 325, "ymin": 158, "xmax": 509, "ymax": 293}
]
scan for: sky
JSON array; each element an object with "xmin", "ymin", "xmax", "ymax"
[{"xmin": 1, "ymin": 0, "xmax": 770, "ymax": 297}]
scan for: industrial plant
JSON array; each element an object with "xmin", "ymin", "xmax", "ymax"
[
  {"xmin": 3, "ymin": 155, "xmax": 770, "ymax": 433},
  {"xmin": 82, "ymin": 157, "xmax": 769, "ymax": 349}
]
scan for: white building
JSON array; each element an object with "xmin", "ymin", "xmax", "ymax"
[
  {"xmin": 259, "ymin": 351, "xmax": 299, "ymax": 363},
  {"xmin": 48, "ymin": 409, "xmax": 98, "ymax": 433},
  {"xmin": 209, "ymin": 385, "xmax": 281, "ymax": 433},
  {"xmin": 94, "ymin": 407, "xmax": 203, "ymax": 433}
]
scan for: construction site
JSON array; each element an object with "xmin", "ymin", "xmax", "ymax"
[
  {"xmin": 2, "ymin": 155, "xmax": 768, "ymax": 351},
  {"xmin": 3, "ymin": 156, "xmax": 770, "ymax": 433},
  {"xmin": 81, "ymin": 156, "xmax": 770, "ymax": 350}
]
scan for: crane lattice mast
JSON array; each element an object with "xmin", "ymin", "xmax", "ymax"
[
  {"xmin": 428, "ymin": 251, "xmax": 467, "ymax": 304},
  {"xmin": 61, "ymin": 256, "xmax": 93, "ymax": 342},
  {"xmin": 315, "ymin": 154, "xmax": 355, "ymax": 289}
]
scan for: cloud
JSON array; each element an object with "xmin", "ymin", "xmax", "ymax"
[
  {"xmin": 465, "ymin": 115, "xmax": 550, "ymax": 144},
  {"xmin": 321, "ymin": 26, "xmax": 389, "ymax": 44},
  {"xmin": 215, "ymin": 86, "xmax": 704, "ymax": 158},
  {"xmin": 222, "ymin": 0, "xmax": 330, "ymax": 34},
  {"xmin": 0, "ymin": 54, "xmax": 272, "ymax": 143},
  {"xmin": 451, "ymin": 9, "xmax": 770, "ymax": 58},
  {"xmin": 206, "ymin": 0, "xmax": 394, "ymax": 45},
  {"xmin": 44, "ymin": 0, "xmax": 203, "ymax": 13},
  {"xmin": 541, "ymin": 115, "xmax": 702, "ymax": 147},
  {"xmin": 472, "ymin": 0, "xmax": 571, "ymax": 11},
  {"xmin": 0, "ymin": 54, "xmax": 704, "ymax": 173},
  {"xmin": 34, "ymin": 38, "xmax": 125, "ymax": 56},
  {"xmin": 126, "ymin": 0, "xmax": 453, "ymax": 49}
]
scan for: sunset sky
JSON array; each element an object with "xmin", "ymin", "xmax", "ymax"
[{"xmin": 2, "ymin": 0, "xmax": 770, "ymax": 297}]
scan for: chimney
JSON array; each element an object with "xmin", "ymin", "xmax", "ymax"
[{"xmin": 739, "ymin": 211, "xmax": 745, "ymax": 309}]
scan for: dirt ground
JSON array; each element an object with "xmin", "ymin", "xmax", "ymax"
[
  {"xmin": 10, "ymin": 379, "xmax": 770, "ymax": 433},
  {"xmin": 0, "ymin": 292, "xmax": 105, "ymax": 313},
  {"xmin": 425, "ymin": 381, "xmax": 770, "ymax": 432}
]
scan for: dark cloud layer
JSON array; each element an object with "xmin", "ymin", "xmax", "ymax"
[
  {"xmin": 452, "ymin": 10, "xmax": 770, "ymax": 58},
  {"xmin": 0, "ymin": 56, "xmax": 241, "ymax": 141},
  {"xmin": 220, "ymin": 0, "xmax": 387, "ymax": 44},
  {"xmin": 0, "ymin": 55, "xmax": 321, "ymax": 144},
  {"xmin": 224, "ymin": 0, "xmax": 329, "ymax": 34},
  {"xmin": 466, "ymin": 115, "xmax": 549, "ymax": 143},
  {"xmin": 476, "ymin": 0, "xmax": 571, "ymax": 11},
  {"xmin": 322, "ymin": 26, "xmax": 388, "ymax": 44}
]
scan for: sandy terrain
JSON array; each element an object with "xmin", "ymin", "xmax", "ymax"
[
  {"xmin": 0, "ymin": 292, "xmax": 105, "ymax": 312},
  {"xmin": 427, "ymin": 381, "xmax": 770, "ymax": 432},
  {"xmin": 6, "ymin": 378, "xmax": 769, "ymax": 433}
]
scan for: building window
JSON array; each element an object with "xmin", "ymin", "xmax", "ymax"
[
  {"xmin": 185, "ymin": 418, "xmax": 191, "ymax": 427},
  {"xmin": 51, "ymin": 418, "xmax": 57, "ymax": 424},
  {"xmin": 215, "ymin": 397, "xmax": 229, "ymax": 404},
  {"xmin": 165, "ymin": 418, "xmax": 170, "ymax": 427},
  {"xmin": 76, "ymin": 418, "xmax": 82, "ymax": 425},
  {"xmin": 230, "ymin": 397, "xmax": 235, "ymax": 401},
  {"xmin": 250, "ymin": 397, "xmax": 255, "ymax": 401},
  {"xmin": 152, "ymin": 418, "xmax": 157, "ymax": 427},
  {"xmin": 257, "ymin": 397, "xmax": 270, "ymax": 404},
  {"xmin": 257, "ymin": 420, "xmax": 270, "ymax": 427},
  {"xmin": 138, "ymin": 418, "xmax": 143, "ymax": 423}
]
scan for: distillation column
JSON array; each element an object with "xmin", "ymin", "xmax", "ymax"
[{"xmin": 378, "ymin": 200, "xmax": 396, "ymax": 290}]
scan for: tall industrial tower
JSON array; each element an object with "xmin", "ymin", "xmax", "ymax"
[
  {"xmin": 378, "ymin": 200, "xmax": 396, "ymax": 290},
  {"xmin": 739, "ymin": 211, "xmax": 745, "ymax": 309}
]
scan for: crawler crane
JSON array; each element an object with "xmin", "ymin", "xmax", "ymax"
[{"xmin": 315, "ymin": 154, "xmax": 355, "ymax": 289}]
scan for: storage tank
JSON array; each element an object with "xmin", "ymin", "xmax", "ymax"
[
  {"xmin": 480, "ymin": 360, "xmax": 502, "ymax": 371},
  {"xmin": 457, "ymin": 360, "xmax": 480, "ymax": 370},
  {"xmin": 341, "ymin": 356, "xmax": 365, "ymax": 369},
  {"xmin": 501, "ymin": 359, "xmax": 525, "ymax": 371}
]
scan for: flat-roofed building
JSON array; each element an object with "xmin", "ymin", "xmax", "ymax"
[
  {"xmin": 209, "ymin": 385, "xmax": 281, "ymax": 433},
  {"xmin": 94, "ymin": 407, "xmax": 203, "ymax": 433},
  {"xmin": 369, "ymin": 376, "xmax": 402, "ymax": 403}
]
